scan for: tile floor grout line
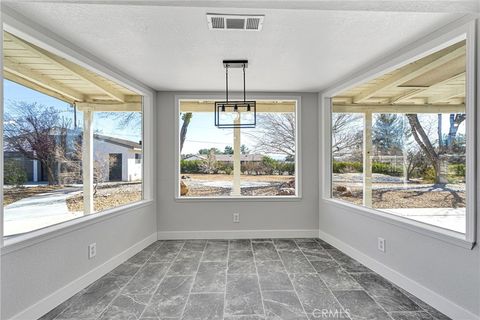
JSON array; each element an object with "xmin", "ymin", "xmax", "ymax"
[
  {"xmin": 177, "ymin": 240, "xmax": 209, "ymax": 319},
  {"xmin": 295, "ymin": 238, "xmax": 354, "ymax": 320},
  {"xmin": 53, "ymin": 242, "xmax": 163, "ymax": 320},
  {"xmin": 137, "ymin": 240, "xmax": 187, "ymax": 320},
  {"xmin": 222, "ymin": 240, "xmax": 231, "ymax": 319},
  {"xmin": 251, "ymin": 240, "xmax": 268, "ymax": 318},
  {"xmin": 274, "ymin": 240, "xmax": 311, "ymax": 319},
  {"xmin": 321, "ymin": 242, "xmax": 396, "ymax": 320},
  {"xmin": 91, "ymin": 241, "xmax": 165, "ymax": 320}
]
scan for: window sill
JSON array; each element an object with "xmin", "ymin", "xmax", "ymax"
[
  {"xmin": 321, "ymin": 198, "xmax": 475, "ymax": 250},
  {"xmin": 175, "ymin": 196, "xmax": 302, "ymax": 202},
  {"xmin": 1, "ymin": 199, "xmax": 154, "ymax": 255}
]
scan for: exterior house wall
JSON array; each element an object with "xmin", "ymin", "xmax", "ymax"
[{"xmin": 93, "ymin": 139, "xmax": 142, "ymax": 182}]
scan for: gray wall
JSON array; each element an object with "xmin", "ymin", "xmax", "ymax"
[
  {"xmin": 157, "ymin": 92, "xmax": 319, "ymax": 234},
  {"xmin": 318, "ymin": 21, "xmax": 480, "ymax": 318},
  {"xmin": 318, "ymin": 201, "xmax": 480, "ymax": 315},
  {"xmin": 1, "ymin": 204, "xmax": 157, "ymax": 320}
]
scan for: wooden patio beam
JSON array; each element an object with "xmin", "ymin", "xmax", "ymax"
[
  {"xmin": 333, "ymin": 104, "xmax": 465, "ymax": 114},
  {"xmin": 5, "ymin": 32, "xmax": 126, "ymax": 102},
  {"xmin": 353, "ymin": 46, "xmax": 466, "ymax": 103}
]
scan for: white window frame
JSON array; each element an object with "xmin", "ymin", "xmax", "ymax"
[
  {"xmin": 0, "ymin": 10, "xmax": 156, "ymax": 253},
  {"xmin": 319, "ymin": 17, "xmax": 477, "ymax": 249},
  {"xmin": 174, "ymin": 94, "xmax": 302, "ymax": 201}
]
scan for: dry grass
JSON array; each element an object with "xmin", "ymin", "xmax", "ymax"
[
  {"xmin": 183, "ymin": 174, "xmax": 293, "ymax": 182},
  {"xmin": 181, "ymin": 174, "xmax": 295, "ymax": 197},
  {"xmin": 3, "ymin": 185, "xmax": 63, "ymax": 206},
  {"xmin": 333, "ymin": 189, "xmax": 466, "ymax": 208},
  {"xmin": 66, "ymin": 183, "xmax": 142, "ymax": 212}
]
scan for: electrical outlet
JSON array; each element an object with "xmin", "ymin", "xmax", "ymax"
[
  {"xmin": 88, "ymin": 243, "xmax": 97, "ymax": 259},
  {"xmin": 233, "ymin": 212, "xmax": 240, "ymax": 223},
  {"xmin": 377, "ymin": 237, "xmax": 385, "ymax": 253}
]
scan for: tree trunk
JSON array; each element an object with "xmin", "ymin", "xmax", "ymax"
[
  {"xmin": 406, "ymin": 114, "xmax": 442, "ymax": 184},
  {"xmin": 180, "ymin": 113, "xmax": 192, "ymax": 152},
  {"xmin": 446, "ymin": 113, "xmax": 466, "ymax": 152},
  {"xmin": 437, "ymin": 114, "xmax": 443, "ymax": 151},
  {"xmin": 44, "ymin": 161, "xmax": 57, "ymax": 185}
]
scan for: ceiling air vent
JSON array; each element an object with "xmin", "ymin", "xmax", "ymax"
[{"xmin": 207, "ymin": 13, "xmax": 264, "ymax": 31}]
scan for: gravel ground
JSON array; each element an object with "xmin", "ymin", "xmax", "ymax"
[
  {"xmin": 333, "ymin": 188, "xmax": 465, "ymax": 208},
  {"xmin": 66, "ymin": 182, "xmax": 142, "ymax": 212},
  {"xmin": 182, "ymin": 174, "xmax": 293, "ymax": 197}
]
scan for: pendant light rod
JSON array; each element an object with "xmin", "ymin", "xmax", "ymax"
[
  {"xmin": 243, "ymin": 64, "xmax": 246, "ymax": 102},
  {"xmin": 225, "ymin": 64, "xmax": 229, "ymax": 102}
]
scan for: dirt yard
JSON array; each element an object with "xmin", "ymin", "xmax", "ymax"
[
  {"xmin": 66, "ymin": 182, "xmax": 142, "ymax": 212},
  {"xmin": 333, "ymin": 186, "xmax": 466, "ymax": 208},
  {"xmin": 3, "ymin": 185, "xmax": 63, "ymax": 206},
  {"xmin": 181, "ymin": 174, "xmax": 295, "ymax": 197}
]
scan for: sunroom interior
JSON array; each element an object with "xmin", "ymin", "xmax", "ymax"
[{"xmin": 0, "ymin": 2, "xmax": 479, "ymax": 320}]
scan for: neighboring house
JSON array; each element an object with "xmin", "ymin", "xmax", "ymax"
[
  {"xmin": 182, "ymin": 153, "xmax": 264, "ymax": 164},
  {"xmin": 93, "ymin": 134, "xmax": 142, "ymax": 182},
  {"xmin": 183, "ymin": 154, "xmax": 207, "ymax": 161},
  {"xmin": 4, "ymin": 134, "xmax": 142, "ymax": 183},
  {"xmin": 214, "ymin": 154, "xmax": 264, "ymax": 164}
]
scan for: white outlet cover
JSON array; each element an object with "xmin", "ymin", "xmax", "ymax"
[
  {"xmin": 88, "ymin": 243, "xmax": 97, "ymax": 259},
  {"xmin": 377, "ymin": 238, "xmax": 385, "ymax": 252}
]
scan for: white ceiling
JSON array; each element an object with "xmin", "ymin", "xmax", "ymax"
[{"xmin": 4, "ymin": 2, "xmax": 464, "ymax": 92}]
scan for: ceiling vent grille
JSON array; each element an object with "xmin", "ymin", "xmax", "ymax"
[{"xmin": 207, "ymin": 14, "xmax": 264, "ymax": 31}]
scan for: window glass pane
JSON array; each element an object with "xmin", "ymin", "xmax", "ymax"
[
  {"xmin": 239, "ymin": 112, "xmax": 296, "ymax": 196},
  {"xmin": 3, "ymin": 80, "xmax": 84, "ymax": 237},
  {"xmin": 331, "ymin": 39, "xmax": 467, "ymax": 234},
  {"xmin": 179, "ymin": 100, "xmax": 298, "ymax": 198},
  {"xmin": 3, "ymin": 31, "xmax": 145, "ymax": 238},
  {"xmin": 331, "ymin": 113, "xmax": 363, "ymax": 205}
]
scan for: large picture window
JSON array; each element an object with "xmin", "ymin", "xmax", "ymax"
[
  {"xmin": 330, "ymin": 38, "xmax": 469, "ymax": 235},
  {"xmin": 178, "ymin": 99, "xmax": 298, "ymax": 198},
  {"xmin": 3, "ymin": 31, "xmax": 144, "ymax": 238}
]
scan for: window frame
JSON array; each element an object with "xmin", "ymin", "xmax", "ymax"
[
  {"xmin": 320, "ymin": 18, "xmax": 477, "ymax": 249},
  {"xmin": 1, "ymin": 11, "xmax": 155, "ymax": 252},
  {"xmin": 174, "ymin": 95, "xmax": 302, "ymax": 201}
]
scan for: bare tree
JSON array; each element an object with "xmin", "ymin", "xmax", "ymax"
[
  {"xmin": 406, "ymin": 114, "xmax": 443, "ymax": 183},
  {"xmin": 58, "ymin": 138, "xmax": 108, "ymax": 195},
  {"xmin": 331, "ymin": 113, "xmax": 363, "ymax": 156},
  {"xmin": 180, "ymin": 113, "xmax": 192, "ymax": 152},
  {"xmin": 446, "ymin": 113, "xmax": 466, "ymax": 151},
  {"xmin": 4, "ymin": 102, "xmax": 71, "ymax": 185},
  {"xmin": 247, "ymin": 113, "xmax": 295, "ymax": 157}
]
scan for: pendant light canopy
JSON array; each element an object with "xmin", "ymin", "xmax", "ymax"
[{"xmin": 214, "ymin": 60, "xmax": 256, "ymax": 128}]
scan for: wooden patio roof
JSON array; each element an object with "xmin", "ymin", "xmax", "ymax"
[
  {"xmin": 333, "ymin": 39, "xmax": 466, "ymax": 114},
  {"xmin": 3, "ymin": 31, "xmax": 141, "ymax": 112}
]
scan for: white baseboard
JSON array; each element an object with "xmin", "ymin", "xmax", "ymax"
[
  {"xmin": 157, "ymin": 229, "xmax": 319, "ymax": 240},
  {"xmin": 9, "ymin": 233, "xmax": 158, "ymax": 320},
  {"xmin": 318, "ymin": 230, "xmax": 479, "ymax": 320}
]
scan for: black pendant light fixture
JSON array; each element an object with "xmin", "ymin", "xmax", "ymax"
[{"xmin": 214, "ymin": 60, "xmax": 256, "ymax": 128}]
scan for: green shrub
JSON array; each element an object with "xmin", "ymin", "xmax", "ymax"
[
  {"xmin": 332, "ymin": 161, "xmax": 363, "ymax": 173},
  {"xmin": 333, "ymin": 160, "xmax": 403, "ymax": 176},
  {"xmin": 450, "ymin": 164, "xmax": 466, "ymax": 177},
  {"xmin": 180, "ymin": 160, "xmax": 202, "ymax": 174},
  {"xmin": 277, "ymin": 162, "xmax": 295, "ymax": 175},
  {"xmin": 422, "ymin": 167, "xmax": 437, "ymax": 183},
  {"xmin": 217, "ymin": 162, "xmax": 233, "ymax": 175},
  {"xmin": 372, "ymin": 162, "xmax": 403, "ymax": 176},
  {"xmin": 4, "ymin": 160, "xmax": 27, "ymax": 187}
]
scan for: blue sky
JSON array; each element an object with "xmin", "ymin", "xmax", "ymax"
[
  {"xmin": 3, "ymin": 80, "xmax": 141, "ymax": 142},
  {"xmin": 181, "ymin": 113, "xmax": 270, "ymax": 156}
]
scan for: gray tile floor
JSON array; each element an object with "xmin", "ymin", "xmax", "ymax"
[{"xmin": 39, "ymin": 238, "xmax": 451, "ymax": 320}]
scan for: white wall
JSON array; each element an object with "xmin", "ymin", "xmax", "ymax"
[
  {"xmin": 93, "ymin": 140, "xmax": 142, "ymax": 182},
  {"xmin": 157, "ymin": 91, "xmax": 319, "ymax": 237}
]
